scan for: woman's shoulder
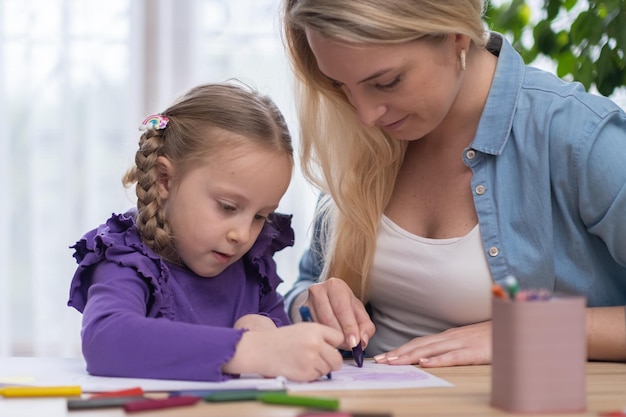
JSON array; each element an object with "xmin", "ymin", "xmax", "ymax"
[{"xmin": 523, "ymin": 68, "xmax": 622, "ymax": 115}]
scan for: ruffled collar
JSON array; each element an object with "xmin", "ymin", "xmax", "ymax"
[{"xmin": 69, "ymin": 210, "xmax": 294, "ymax": 318}]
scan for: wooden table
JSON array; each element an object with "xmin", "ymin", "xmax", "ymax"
[{"xmin": 2, "ymin": 362, "xmax": 624, "ymax": 416}]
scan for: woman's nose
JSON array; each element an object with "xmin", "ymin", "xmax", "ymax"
[
  {"xmin": 357, "ymin": 104, "xmax": 387, "ymax": 128},
  {"xmin": 347, "ymin": 91, "xmax": 387, "ymax": 128}
]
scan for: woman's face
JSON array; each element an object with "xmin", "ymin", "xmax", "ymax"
[{"xmin": 305, "ymin": 29, "xmax": 465, "ymax": 141}]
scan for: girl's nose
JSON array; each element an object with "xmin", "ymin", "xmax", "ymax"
[{"xmin": 226, "ymin": 221, "xmax": 251, "ymax": 244}]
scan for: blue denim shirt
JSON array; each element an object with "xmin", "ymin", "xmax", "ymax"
[{"xmin": 285, "ymin": 33, "xmax": 626, "ymax": 313}]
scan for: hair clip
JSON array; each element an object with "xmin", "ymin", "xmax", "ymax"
[{"xmin": 139, "ymin": 114, "xmax": 169, "ymax": 131}]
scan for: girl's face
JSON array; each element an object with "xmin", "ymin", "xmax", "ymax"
[
  {"xmin": 305, "ymin": 29, "xmax": 465, "ymax": 141},
  {"xmin": 157, "ymin": 139, "xmax": 292, "ymax": 277}
]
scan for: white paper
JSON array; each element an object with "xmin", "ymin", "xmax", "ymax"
[
  {"xmin": 0, "ymin": 398, "xmax": 67, "ymax": 417},
  {"xmin": 0, "ymin": 357, "xmax": 452, "ymax": 393},
  {"xmin": 0, "ymin": 357, "xmax": 282, "ymax": 392},
  {"xmin": 285, "ymin": 360, "xmax": 453, "ymax": 391}
]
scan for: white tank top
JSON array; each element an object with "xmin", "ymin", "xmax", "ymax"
[{"xmin": 366, "ymin": 215, "xmax": 493, "ymax": 356}]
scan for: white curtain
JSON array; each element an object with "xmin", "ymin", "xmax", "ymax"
[{"xmin": 0, "ymin": 0, "xmax": 318, "ymax": 357}]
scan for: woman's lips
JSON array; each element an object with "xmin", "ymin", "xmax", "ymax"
[{"xmin": 382, "ymin": 115, "xmax": 409, "ymax": 132}]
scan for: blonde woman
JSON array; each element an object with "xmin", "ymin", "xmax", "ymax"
[{"xmin": 282, "ymin": 0, "xmax": 626, "ymax": 367}]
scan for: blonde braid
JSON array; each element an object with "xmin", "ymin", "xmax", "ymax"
[{"xmin": 122, "ymin": 129, "xmax": 177, "ymax": 262}]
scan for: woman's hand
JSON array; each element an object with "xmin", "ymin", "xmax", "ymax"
[
  {"xmin": 233, "ymin": 314, "xmax": 277, "ymax": 331},
  {"xmin": 223, "ymin": 322, "xmax": 344, "ymax": 382},
  {"xmin": 304, "ymin": 277, "xmax": 376, "ymax": 352},
  {"xmin": 374, "ymin": 321, "xmax": 492, "ymax": 367}
]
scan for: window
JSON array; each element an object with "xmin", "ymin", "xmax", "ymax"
[{"xmin": 0, "ymin": 0, "xmax": 317, "ymax": 356}]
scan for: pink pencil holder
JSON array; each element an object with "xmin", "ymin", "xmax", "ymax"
[{"xmin": 491, "ymin": 295, "xmax": 586, "ymax": 413}]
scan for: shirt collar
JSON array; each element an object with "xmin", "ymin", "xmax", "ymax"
[{"xmin": 471, "ymin": 33, "xmax": 525, "ymax": 156}]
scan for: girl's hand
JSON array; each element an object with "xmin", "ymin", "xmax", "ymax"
[
  {"xmin": 233, "ymin": 314, "xmax": 277, "ymax": 331},
  {"xmin": 304, "ymin": 277, "xmax": 376, "ymax": 352},
  {"xmin": 223, "ymin": 322, "xmax": 344, "ymax": 382},
  {"xmin": 374, "ymin": 321, "xmax": 492, "ymax": 367}
]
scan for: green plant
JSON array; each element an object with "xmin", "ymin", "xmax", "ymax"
[{"xmin": 485, "ymin": 0, "xmax": 626, "ymax": 96}]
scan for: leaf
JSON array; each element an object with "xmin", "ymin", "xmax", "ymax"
[
  {"xmin": 575, "ymin": 56, "xmax": 593, "ymax": 90},
  {"xmin": 534, "ymin": 21, "xmax": 557, "ymax": 55},
  {"xmin": 487, "ymin": 0, "xmax": 626, "ymax": 93},
  {"xmin": 564, "ymin": 0, "xmax": 578, "ymax": 10},
  {"xmin": 570, "ymin": 11, "xmax": 592, "ymax": 45},
  {"xmin": 555, "ymin": 30, "xmax": 570, "ymax": 53},
  {"xmin": 556, "ymin": 50, "xmax": 576, "ymax": 78},
  {"xmin": 547, "ymin": 0, "xmax": 562, "ymax": 20}
]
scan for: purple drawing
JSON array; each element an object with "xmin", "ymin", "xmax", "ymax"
[
  {"xmin": 334, "ymin": 365, "xmax": 429, "ymax": 382},
  {"xmin": 285, "ymin": 362, "xmax": 453, "ymax": 391}
]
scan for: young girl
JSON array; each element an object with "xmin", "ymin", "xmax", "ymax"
[{"xmin": 68, "ymin": 82, "xmax": 344, "ymax": 382}]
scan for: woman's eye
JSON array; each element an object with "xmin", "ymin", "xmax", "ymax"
[
  {"xmin": 376, "ymin": 77, "xmax": 401, "ymax": 90},
  {"xmin": 331, "ymin": 80, "xmax": 343, "ymax": 89}
]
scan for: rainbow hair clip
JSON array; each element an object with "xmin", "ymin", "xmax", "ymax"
[{"xmin": 139, "ymin": 114, "xmax": 169, "ymax": 131}]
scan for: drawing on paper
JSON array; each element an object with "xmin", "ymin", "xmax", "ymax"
[
  {"xmin": 285, "ymin": 360, "xmax": 453, "ymax": 391},
  {"xmin": 334, "ymin": 364, "xmax": 429, "ymax": 382}
]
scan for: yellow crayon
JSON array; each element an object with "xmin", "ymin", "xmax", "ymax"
[{"xmin": 0, "ymin": 385, "xmax": 82, "ymax": 397}]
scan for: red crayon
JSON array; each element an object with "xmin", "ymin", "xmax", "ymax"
[
  {"xmin": 124, "ymin": 396, "xmax": 201, "ymax": 412},
  {"xmin": 90, "ymin": 387, "xmax": 144, "ymax": 398}
]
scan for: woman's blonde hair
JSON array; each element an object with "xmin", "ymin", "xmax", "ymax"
[
  {"xmin": 123, "ymin": 81, "xmax": 293, "ymax": 263},
  {"xmin": 282, "ymin": 0, "xmax": 488, "ymax": 300}
]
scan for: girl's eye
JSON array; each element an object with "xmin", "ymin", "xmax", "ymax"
[
  {"xmin": 219, "ymin": 202, "xmax": 237, "ymax": 213},
  {"xmin": 376, "ymin": 77, "xmax": 401, "ymax": 90},
  {"xmin": 330, "ymin": 80, "xmax": 343, "ymax": 89},
  {"xmin": 254, "ymin": 213, "xmax": 273, "ymax": 223}
]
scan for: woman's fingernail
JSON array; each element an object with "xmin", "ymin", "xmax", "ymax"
[
  {"xmin": 349, "ymin": 335, "xmax": 358, "ymax": 348},
  {"xmin": 419, "ymin": 358, "xmax": 430, "ymax": 364},
  {"xmin": 373, "ymin": 354, "xmax": 385, "ymax": 362},
  {"xmin": 386, "ymin": 355, "xmax": 399, "ymax": 361}
]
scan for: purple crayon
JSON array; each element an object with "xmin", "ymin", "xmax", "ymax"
[{"xmin": 352, "ymin": 342, "xmax": 364, "ymax": 368}]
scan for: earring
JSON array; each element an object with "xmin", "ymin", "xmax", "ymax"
[{"xmin": 460, "ymin": 49, "xmax": 466, "ymax": 71}]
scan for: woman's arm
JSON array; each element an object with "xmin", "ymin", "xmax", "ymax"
[
  {"xmin": 587, "ymin": 306, "xmax": 626, "ymax": 361},
  {"xmin": 375, "ymin": 305, "xmax": 626, "ymax": 367},
  {"xmin": 283, "ymin": 195, "xmax": 375, "ymax": 350},
  {"xmin": 283, "ymin": 203, "xmax": 326, "ymax": 321},
  {"xmin": 284, "ymin": 245, "xmax": 322, "ymax": 322}
]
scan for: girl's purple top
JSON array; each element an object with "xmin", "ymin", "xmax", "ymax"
[{"xmin": 68, "ymin": 210, "xmax": 294, "ymax": 382}]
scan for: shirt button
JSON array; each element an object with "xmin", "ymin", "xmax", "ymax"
[
  {"xmin": 466, "ymin": 149, "xmax": 476, "ymax": 159},
  {"xmin": 488, "ymin": 246, "xmax": 499, "ymax": 257},
  {"xmin": 475, "ymin": 184, "xmax": 486, "ymax": 195}
]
